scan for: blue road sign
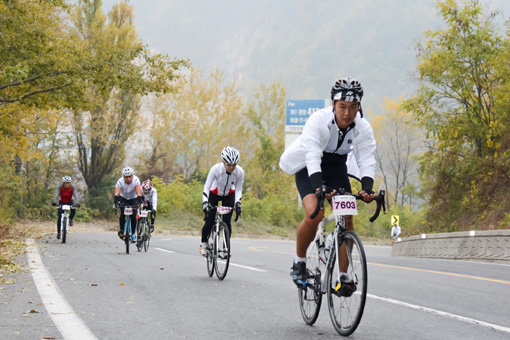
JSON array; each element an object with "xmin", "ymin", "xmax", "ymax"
[{"xmin": 285, "ymin": 99, "xmax": 325, "ymax": 131}]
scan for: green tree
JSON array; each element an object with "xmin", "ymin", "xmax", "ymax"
[
  {"xmin": 244, "ymin": 81, "xmax": 288, "ymax": 199},
  {"xmin": 70, "ymin": 0, "xmax": 186, "ymax": 202},
  {"xmin": 133, "ymin": 68, "xmax": 250, "ymax": 182},
  {"xmin": 403, "ymin": 0, "xmax": 509, "ymax": 230},
  {"xmin": 371, "ymin": 97, "xmax": 423, "ymax": 208}
]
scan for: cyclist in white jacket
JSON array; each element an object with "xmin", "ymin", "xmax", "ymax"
[
  {"xmin": 141, "ymin": 179, "xmax": 157, "ymax": 232},
  {"xmin": 200, "ymin": 146, "xmax": 244, "ymax": 256},
  {"xmin": 280, "ymin": 77, "xmax": 377, "ymax": 288}
]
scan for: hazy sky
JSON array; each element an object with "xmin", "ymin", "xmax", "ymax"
[{"xmin": 100, "ymin": 0, "xmax": 509, "ymax": 112}]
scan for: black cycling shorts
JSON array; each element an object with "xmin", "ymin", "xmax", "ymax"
[{"xmin": 295, "ymin": 153, "xmax": 351, "ymax": 199}]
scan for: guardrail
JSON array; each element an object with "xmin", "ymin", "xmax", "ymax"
[{"xmin": 391, "ymin": 230, "xmax": 510, "ymax": 262}]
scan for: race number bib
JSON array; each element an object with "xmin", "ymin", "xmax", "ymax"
[
  {"xmin": 61, "ymin": 205, "xmax": 71, "ymax": 211},
  {"xmin": 139, "ymin": 210, "xmax": 148, "ymax": 218},
  {"xmin": 332, "ymin": 195, "xmax": 358, "ymax": 216},
  {"xmin": 217, "ymin": 206, "xmax": 232, "ymax": 215},
  {"xmin": 124, "ymin": 207, "xmax": 133, "ymax": 216}
]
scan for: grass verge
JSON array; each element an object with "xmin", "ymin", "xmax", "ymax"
[{"xmin": 0, "ymin": 222, "xmax": 42, "ymax": 284}]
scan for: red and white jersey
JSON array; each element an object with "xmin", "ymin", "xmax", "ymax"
[{"xmin": 203, "ymin": 163, "xmax": 244, "ymax": 203}]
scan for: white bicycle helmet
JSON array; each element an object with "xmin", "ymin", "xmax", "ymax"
[
  {"xmin": 331, "ymin": 77, "xmax": 363, "ymax": 103},
  {"xmin": 221, "ymin": 146, "xmax": 240, "ymax": 165},
  {"xmin": 62, "ymin": 176, "xmax": 72, "ymax": 183},
  {"xmin": 122, "ymin": 167, "xmax": 134, "ymax": 176}
]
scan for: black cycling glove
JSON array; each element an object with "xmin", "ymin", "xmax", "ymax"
[
  {"xmin": 235, "ymin": 201, "xmax": 242, "ymax": 214},
  {"xmin": 309, "ymin": 172, "xmax": 323, "ymax": 191},
  {"xmin": 360, "ymin": 177, "xmax": 374, "ymax": 194}
]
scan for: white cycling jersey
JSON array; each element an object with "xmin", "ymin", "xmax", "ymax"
[
  {"xmin": 203, "ymin": 163, "xmax": 244, "ymax": 203},
  {"xmin": 279, "ymin": 107, "xmax": 376, "ymax": 179},
  {"xmin": 143, "ymin": 187, "xmax": 157, "ymax": 211},
  {"xmin": 115, "ymin": 175, "xmax": 141, "ymax": 200}
]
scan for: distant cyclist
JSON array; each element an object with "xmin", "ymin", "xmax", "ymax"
[
  {"xmin": 200, "ymin": 146, "xmax": 244, "ymax": 256},
  {"xmin": 52, "ymin": 176, "xmax": 79, "ymax": 239},
  {"xmin": 279, "ymin": 77, "xmax": 376, "ymax": 288},
  {"xmin": 141, "ymin": 179, "xmax": 157, "ymax": 233},
  {"xmin": 114, "ymin": 167, "xmax": 142, "ymax": 240}
]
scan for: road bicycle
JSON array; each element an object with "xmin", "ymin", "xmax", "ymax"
[
  {"xmin": 136, "ymin": 208, "xmax": 151, "ymax": 252},
  {"xmin": 52, "ymin": 202, "xmax": 80, "ymax": 244},
  {"xmin": 117, "ymin": 203, "xmax": 138, "ymax": 254},
  {"xmin": 205, "ymin": 205, "xmax": 240, "ymax": 280},
  {"xmin": 298, "ymin": 186, "xmax": 385, "ymax": 336}
]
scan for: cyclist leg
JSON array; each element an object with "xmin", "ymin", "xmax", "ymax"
[
  {"xmin": 118, "ymin": 197, "xmax": 128, "ymax": 239},
  {"xmin": 128, "ymin": 199, "xmax": 138, "ymax": 241},
  {"xmin": 69, "ymin": 201, "xmax": 76, "ymax": 226},
  {"xmin": 201, "ymin": 194, "xmax": 219, "ymax": 242},
  {"xmin": 56, "ymin": 207, "xmax": 63, "ymax": 238},
  {"xmin": 220, "ymin": 193, "xmax": 235, "ymax": 237},
  {"xmin": 292, "ymin": 169, "xmax": 324, "ymax": 285}
]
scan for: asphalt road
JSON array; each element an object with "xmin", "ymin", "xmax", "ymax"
[{"xmin": 1, "ymin": 231, "xmax": 509, "ymax": 339}]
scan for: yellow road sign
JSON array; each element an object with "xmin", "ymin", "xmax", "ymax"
[{"xmin": 391, "ymin": 215, "xmax": 399, "ymax": 225}]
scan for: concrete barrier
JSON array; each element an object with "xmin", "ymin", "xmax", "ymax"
[{"xmin": 391, "ymin": 230, "xmax": 510, "ymax": 262}]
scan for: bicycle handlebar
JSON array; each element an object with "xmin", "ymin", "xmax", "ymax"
[
  {"xmin": 309, "ymin": 186, "xmax": 386, "ymax": 222},
  {"xmin": 204, "ymin": 205, "xmax": 241, "ymax": 222},
  {"xmin": 53, "ymin": 202, "xmax": 80, "ymax": 208}
]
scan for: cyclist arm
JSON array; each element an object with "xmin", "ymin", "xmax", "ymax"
[
  {"xmin": 152, "ymin": 188, "xmax": 157, "ymax": 211},
  {"xmin": 202, "ymin": 165, "xmax": 216, "ymax": 203},
  {"xmin": 53, "ymin": 184, "xmax": 62, "ymax": 204},
  {"xmin": 353, "ymin": 117, "xmax": 376, "ymax": 198},
  {"xmin": 71, "ymin": 184, "xmax": 78, "ymax": 204},
  {"xmin": 300, "ymin": 111, "xmax": 330, "ymax": 189},
  {"xmin": 134, "ymin": 177, "xmax": 142, "ymax": 204},
  {"xmin": 234, "ymin": 167, "xmax": 244, "ymax": 204}
]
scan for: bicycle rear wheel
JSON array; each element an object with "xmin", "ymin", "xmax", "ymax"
[
  {"xmin": 62, "ymin": 216, "xmax": 67, "ymax": 244},
  {"xmin": 298, "ymin": 239, "xmax": 322, "ymax": 325},
  {"xmin": 325, "ymin": 230, "xmax": 367, "ymax": 336},
  {"xmin": 206, "ymin": 231, "xmax": 215, "ymax": 277},
  {"xmin": 214, "ymin": 222, "xmax": 230, "ymax": 280}
]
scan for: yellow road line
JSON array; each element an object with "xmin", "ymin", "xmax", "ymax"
[
  {"xmin": 249, "ymin": 245, "xmax": 510, "ymax": 285},
  {"xmin": 368, "ymin": 262, "xmax": 510, "ymax": 284}
]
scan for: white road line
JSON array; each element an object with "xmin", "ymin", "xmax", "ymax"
[
  {"xmin": 229, "ymin": 263, "xmax": 267, "ymax": 272},
  {"xmin": 154, "ymin": 247, "xmax": 266, "ymax": 272},
  {"xmin": 26, "ymin": 239, "xmax": 98, "ymax": 340},
  {"xmin": 368, "ymin": 293, "xmax": 510, "ymax": 334},
  {"xmin": 154, "ymin": 247, "xmax": 176, "ymax": 254}
]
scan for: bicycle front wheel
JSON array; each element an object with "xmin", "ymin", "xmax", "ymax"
[
  {"xmin": 325, "ymin": 230, "xmax": 367, "ymax": 336},
  {"xmin": 206, "ymin": 231, "xmax": 215, "ymax": 277},
  {"xmin": 125, "ymin": 221, "xmax": 130, "ymax": 254},
  {"xmin": 144, "ymin": 224, "xmax": 150, "ymax": 252},
  {"xmin": 62, "ymin": 216, "xmax": 67, "ymax": 244},
  {"xmin": 137, "ymin": 220, "xmax": 145, "ymax": 252},
  {"xmin": 214, "ymin": 222, "xmax": 230, "ymax": 280},
  {"xmin": 298, "ymin": 239, "xmax": 322, "ymax": 325}
]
